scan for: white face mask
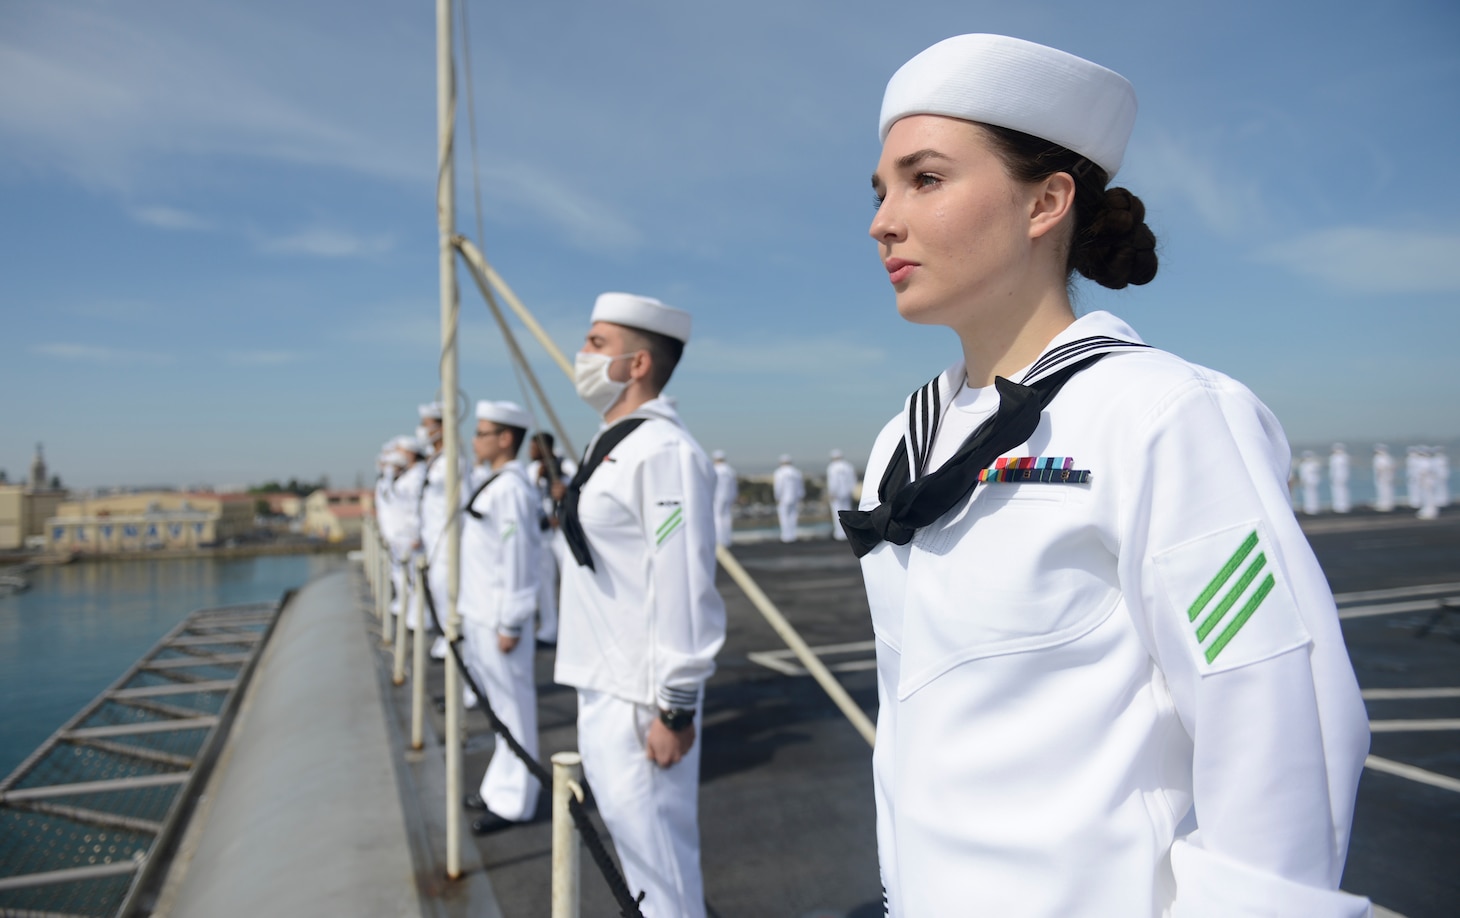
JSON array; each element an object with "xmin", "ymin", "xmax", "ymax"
[{"xmin": 574, "ymin": 351, "xmax": 637, "ymax": 416}]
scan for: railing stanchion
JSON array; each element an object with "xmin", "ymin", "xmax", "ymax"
[
  {"xmin": 410, "ymin": 558, "xmax": 428, "ymax": 750},
  {"xmin": 377, "ymin": 536, "xmax": 391, "ymax": 638},
  {"xmin": 391, "ymin": 551, "xmax": 408, "ymax": 684},
  {"xmin": 551, "ymin": 752, "xmax": 583, "ymax": 918}
]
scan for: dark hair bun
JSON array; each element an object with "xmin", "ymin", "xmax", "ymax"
[{"xmin": 1074, "ymin": 187, "xmax": 1158, "ymax": 289}]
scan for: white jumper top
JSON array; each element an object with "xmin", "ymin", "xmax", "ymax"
[
  {"xmin": 418, "ymin": 447, "xmax": 469, "ymax": 559},
  {"xmin": 555, "ymin": 397, "xmax": 727, "ymax": 711},
  {"xmin": 383, "ymin": 462, "xmax": 425, "ymax": 558},
  {"xmin": 857, "ymin": 311, "xmax": 1370, "ymax": 918},
  {"xmin": 458, "ymin": 460, "xmax": 541, "ymax": 636},
  {"xmin": 713, "ymin": 462, "xmax": 738, "ymax": 507},
  {"xmin": 826, "ymin": 458, "xmax": 859, "ymax": 501},
  {"xmin": 773, "ymin": 464, "xmax": 805, "ymax": 505}
]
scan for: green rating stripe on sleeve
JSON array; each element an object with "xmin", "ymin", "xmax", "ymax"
[
  {"xmin": 1186, "ymin": 529, "xmax": 1277, "ymax": 664},
  {"xmin": 655, "ymin": 508, "xmax": 684, "ymax": 546},
  {"xmin": 1196, "ymin": 553, "xmax": 1268, "ymax": 642},
  {"xmin": 1188, "ymin": 530, "xmax": 1258, "ymax": 622},
  {"xmin": 1206, "ymin": 574, "xmax": 1276, "ymax": 663}
]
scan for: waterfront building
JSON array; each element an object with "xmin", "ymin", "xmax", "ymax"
[
  {"xmin": 302, "ymin": 489, "xmax": 373, "ymax": 542},
  {"xmin": 44, "ymin": 492, "xmax": 253, "ymax": 553},
  {"xmin": 0, "ymin": 445, "xmax": 69, "ymax": 550}
]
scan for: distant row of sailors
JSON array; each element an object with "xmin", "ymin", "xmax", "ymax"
[{"xmin": 1294, "ymin": 443, "xmax": 1451, "ymax": 517}]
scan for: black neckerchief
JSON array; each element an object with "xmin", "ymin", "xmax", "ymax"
[
  {"xmin": 839, "ymin": 336, "xmax": 1148, "ymax": 558},
  {"xmin": 464, "ymin": 470, "xmax": 501, "ymax": 520},
  {"xmin": 560, "ymin": 418, "xmax": 648, "ymax": 570}
]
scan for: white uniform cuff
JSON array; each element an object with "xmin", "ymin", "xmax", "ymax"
[
  {"xmin": 500, "ymin": 589, "xmax": 538, "ymax": 631},
  {"xmin": 1171, "ymin": 840, "xmax": 1371, "ymax": 918},
  {"xmin": 656, "ymin": 685, "xmax": 701, "ymax": 711}
]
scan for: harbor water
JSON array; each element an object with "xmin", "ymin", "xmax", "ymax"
[{"xmin": 0, "ymin": 553, "xmax": 349, "ymax": 777}]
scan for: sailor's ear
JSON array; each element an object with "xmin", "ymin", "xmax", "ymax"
[
  {"xmin": 1028, "ymin": 170, "xmax": 1076, "ymax": 241},
  {"xmin": 629, "ymin": 349, "xmax": 654, "ymax": 383}
]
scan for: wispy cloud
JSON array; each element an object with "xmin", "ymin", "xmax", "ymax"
[
  {"xmin": 255, "ymin": 228, "xmax": 393, "ymax": 258},
  {"xmin": 131, "ymin": 205, "xmax": 214, "ymax": 231},
  {"xmin": 1131, "ymin": 131, "xmax": 1266, "ymax": 237},
  {"xmin": 1253, "ymin": 227, "xmax": 1460, "ymax": 294},
  {"xmin": 225, "ymin": 350, "xmax": 303, "ymax": 366},
  {"xmin": 0, "ymin": 5, "xmax": 427, "ymax": 190},
  {"xmin": 30, "ymin": 342, "xmax": 173, "ymax": 365},
  {"xmin": 482, "ymin": 161, "xmax": 643, "ymax": 256}
]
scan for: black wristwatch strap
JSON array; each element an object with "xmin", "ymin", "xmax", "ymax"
[{"xmin": 658, "ymin": 707, "xmax": 695, "ymax": 731}]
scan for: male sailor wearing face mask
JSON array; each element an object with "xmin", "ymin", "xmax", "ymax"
[{"xmin": 555, "ymin": 292, "xmax": 726, "ymax": 918}]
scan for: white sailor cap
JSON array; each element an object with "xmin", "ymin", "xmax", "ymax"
[
  {"xmin": 591, "ymin": 292, "xmax": 692, "ymax": 344},
  {"xmin": 391, "ymin": 435, "xmax": 426, "ymax": 456},
  {"xmin": 384, "ymin": 452, "xmax": 410, "ymax": 469},
  {"xmin": 712, "ymin": 449, "xmax": 726, "ymax": 460},
  {"xmin": 879, "ymin": 34, "xmax": 1138, "ymax": 178},
  {"xmin": 475, "ymin": 400, "xmax": 534, "ymax": 430},
  {"xmin": 418, "ymin": 402, "xmax": 443, "ymax": 420}
]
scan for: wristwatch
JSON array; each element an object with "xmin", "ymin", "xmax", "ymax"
[{"xmin": 658, "ymin": 707, "xmax": 695, "ymax": 732}]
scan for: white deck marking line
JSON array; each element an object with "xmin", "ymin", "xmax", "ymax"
[
  {"xmin": 1362, "ymin": 687, "xmax": 1460, "ymax": 700},
  {"xmin": 1364, "ymin": 755, "xmax": 1460, "ymax": 794},
  {"xmin": 1333, "ymin": 582, "xmax": 1460, "ymax": 603},
  {"xmin": 1337, "ymin": 598, "xmax": 1450, "ymax": 620},
  {"xmin": 1368, "ymin": 719, "xmax": 1460, "ymax": 732},
  {"xmin": 1373, "ymin": 905, "xmax": 1409, "ymax": 918},
  {"xmin": 747, "ymin": 640, "xmax": 877, "ymax": 677},
  {"xmin": 745, "ymin": 651, "xmax": 805, "ymax": 676}
]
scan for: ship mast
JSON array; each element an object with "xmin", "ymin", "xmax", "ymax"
[{"xmin": 435, "ymin": 0, "xmax": 465, "ymax": 878}]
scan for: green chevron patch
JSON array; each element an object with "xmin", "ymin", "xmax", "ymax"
[
  {"xmin": 655, "ymin": 507, "xmax": 684, "ymax": 546},
  {"xmin": 1154, "ymin": 521, "xmax": 1311, "ymax": 673}
]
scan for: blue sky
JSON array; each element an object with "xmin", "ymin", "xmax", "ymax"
[{"xmin": 2, "ymin": 0, "xmax": 1457, "ymax": 489}]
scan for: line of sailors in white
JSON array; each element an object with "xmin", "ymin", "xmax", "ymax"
[
  {"xmin": 716, "ymin": 450, "xmax": 860, "ymax": 545},
  {"xmin": 371, "ymin": 401, "xmax": 865, "ymax": 883},
  {"xmin": 373, "ymin": 400, "xmax": 574, "ymax": 831},
  {"xmin": 1295, "ymin": 443, "xmax": 1451, "ymax": 518}
]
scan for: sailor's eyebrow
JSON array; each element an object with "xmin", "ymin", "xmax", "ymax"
[{"xmin": 871, "ymin": 148, "xmax": 952, "ymax": 190}]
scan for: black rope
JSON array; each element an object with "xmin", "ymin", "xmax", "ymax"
[{"xmin": 417, "ymin": 567, "xmax": 646, "ymax": 918}]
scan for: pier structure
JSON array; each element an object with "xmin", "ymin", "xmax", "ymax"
[{"xmin": 0, "ymin": 601, "xmax": 280, "ymax": 916}]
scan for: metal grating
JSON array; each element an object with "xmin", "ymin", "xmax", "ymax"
[{"xmin": 0, "ymin": 601, "xmax": 281, "ymax": 918}]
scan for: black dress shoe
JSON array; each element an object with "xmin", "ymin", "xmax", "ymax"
[
  {"xmin": 463, "ymin": 793, "xmax": 488, "ymax": 812},
  {"xmin": 471, "ymin": 811, "xmax": 514, "ymax": 835}
]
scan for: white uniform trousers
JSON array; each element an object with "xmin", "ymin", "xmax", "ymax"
[
  {"xmin": 776, "ymin": 501, "xmax": 799, "ymax": 543},
  {"xmin": 462, "ymin": 618, "xmax": 540, "ymax": 821},
  {"xmin": 390, "ymin": 556, "xmax": 408, "ymax": 617},
  {"xmin": 1375, "ymin": 475, "xmax": 1395, "ymax": 511},
  {"xmin": 1301, "ymin": 482, "xmax": 1321, "ymax": 515},
  {"xmin": 827, "ymin": 496, "xmax": 851, "ymax": 540},
  {"xmin": 713, "ymin": 500, "xmax": 734, "ymax": 547},
  {"xmin": 425, "ymin": 559, "xmax": 451, "ymax": 632},
  {"xmin": 535, "ymin": 529, "xmax": 564, "ymax": 643},
  {"xmin": 577, "ymin": 689, "xmax": 705, "ymax": 918}
]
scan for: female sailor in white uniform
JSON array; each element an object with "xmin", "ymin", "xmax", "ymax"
[{"xmin": 843, "ymin": 34, "xmax": 1371, "ymax": 918}]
